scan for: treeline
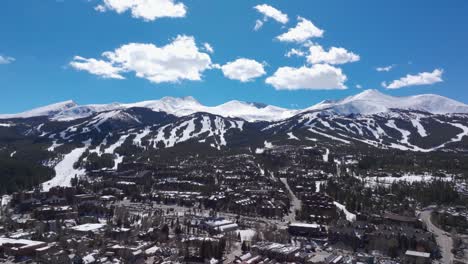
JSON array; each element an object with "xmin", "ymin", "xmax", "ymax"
[
  {"xmin": 0, "ymin": 158, "xmax": 54, "ymax": 194},
  {"xmin": 357, "ymin": 151, "xmax": 468, "ymax": 176},
  {"xmin": 325, "ymin": 175, "xmax": 463, "ymax": 216}
]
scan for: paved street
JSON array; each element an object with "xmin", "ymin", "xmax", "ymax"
[{"xmin": 419, "ymin": 210, "xmax": 454, "ymax": 264}]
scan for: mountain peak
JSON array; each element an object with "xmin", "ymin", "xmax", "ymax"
[
  {"xmin": 159, "ymin": 96, "xmax": 201, "ymax": 105},
  {"xmin": 0, "ymin": 100, "xmax": 78, "ymax": 119},
  {"xmin": 1, "ymin": 91, "xmax": 468, "ymax": 122},
  {"xmin": 306, "ymin": 89, "xmax": 468, "ymax": 115},
  {"xmin": 348, "ymin": 89, "xmax": 391, "ymax": 101}
]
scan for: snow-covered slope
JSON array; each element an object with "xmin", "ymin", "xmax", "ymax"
[
  {"xmin": 125, "ymin": 97, "xmax": 298, "ymax": 122},
  {"xmin": 51, "ymin": 103, "xmax": 122, "ymax": 121},
  {"xmin": 305, "ymin": 89, "xmax": 468, "ymax": 115},
  {"xmin": 0, "ymin": 100, "xmax": 78, "ymax": 119},
  {"xmin": 2, "ymin": 90, "xmax": 468, "ymax": 121},
  {"xmin": 0, "ymin": 96, "xmax": 297, "ymax": 122}
]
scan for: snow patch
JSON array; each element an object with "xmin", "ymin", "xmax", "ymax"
[
  {"xmin": 42, "ymin": 140, "xmax": 91, "ymax": 191},
  {"xmin": 334, "ymin": 201, "xmax": 356, "ymax": 222},
  {"xmin": 287, "ymin": 132, "xmax": 299, "ymax": 140}
]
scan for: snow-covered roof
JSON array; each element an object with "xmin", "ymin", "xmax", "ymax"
[
  {"xmin": 0, "ymin": 237, "xmax": 46, "ymax": 249},
  {"xmin": 289, "ymin": 222, "xmax": 320, "ymax": 228},
  {"xmin": 71, "ymin": 223, "xmax": 106, "ymax": 232}
]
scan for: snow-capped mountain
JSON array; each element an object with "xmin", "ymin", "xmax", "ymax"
[
  {"xmin": 125, "ymin": 96, "xmax": 298, "ymax": 122},
  {"xmin": 1, "ymin": 90, "xmax": 467, "ymax": 122},
  {"xmin": 2, "ymin": 91, "xmax": 468, "ymax": 190},
  {"xmin": 0, "ymin": 100, "xmax": 78, "ymax": 119},
  {"xmin": 2, "ymin": 89, "xmax": 468, "ymax": 156},
  {"xmin": 0, "ymin": 96, "xmax": 297, "ymax": 122},
  {"xmin": 305, "ymin": 89, "xmax": 468, "ymax": 115}
]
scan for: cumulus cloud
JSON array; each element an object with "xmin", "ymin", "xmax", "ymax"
[
  {"xmin": 253, "ymin": 4, "xmax": 288, "ymax": 30},
  {"xmin": 220, "ymin": 58, "xmax": 266, "ymax": 82},
  {"xmin": 383, "ymin": 69, "xmax": 443, "ymax": 89},
  {"xmin": 95, "ymin": 0, "xmax": 187, "ymax": 21},
  {"xmin": 356, "ymin": 84, "xmax": 363, "ymax": 89},
  {"xmin": 69, "ymin": 56, "xmax": 125, "ymax": 79},
  {"xmin": 0, "ymin": 55, "xmax": 15, "ymax": 64},
  {"xmin": 277, "ymin": 17, "xmax": 324, "ymax": 43},
  {"xmin": 265, "ymin": 64, "xmax": 347, "ymax": 90},
  {"xmin": 307, "ymin": 45, "xmax": 360, "ymax": 65},
  {"xmin": 376, "ymin": 65, "xmax": 394, "ymax": 72},
  {"xmin": 70, "ymin": 35, "xmax": 213, "ymax": 83}
]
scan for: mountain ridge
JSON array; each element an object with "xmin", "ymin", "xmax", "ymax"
[{"xmin": 1, "ymin": 89, "xmax": 468, "ymax": 122}]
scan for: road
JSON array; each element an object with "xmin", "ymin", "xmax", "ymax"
[
  {"xmin": 419, "ymin": 210, "xmax": 454, "ymax": 264},
  {"xmin": 280, "ymin": 178, "xmax": 302, "ymax": 223}
]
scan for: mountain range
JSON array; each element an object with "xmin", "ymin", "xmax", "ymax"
[
  {"xmin": 1, "ymin": 89, "xmax": 468, "ymax": 190},
  {"xmin": 2, "ymin": 89, "xmax": 468, "ymax": 122}
]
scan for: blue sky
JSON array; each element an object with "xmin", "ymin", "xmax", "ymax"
[{"xmin": 0, "ymin": 0, "xmax": 467, "ymax": 113}]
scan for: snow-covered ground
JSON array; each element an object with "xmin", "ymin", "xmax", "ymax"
[
  {"xmin": 1, "ymin": 195, "xmax": 11, "ymax": 207},
  {"xmin": 308, "ymin": 128, "xmax": 351, "ymax": 144},
  {"xmin": 322, "ymin": 148, "xmax": 330, "ymax": 162},
  {"xmin": 255, "ymin": 141, "xmax": 275, "ymax": 154},
  {"xmin": 411, "ymin": 118, "xmax": 428, "ymax": 137},
  {"xmin": 42, "ymin": 141, "xmax": 91, "ymax": 191},
  {"xmin": 236, "ymin": 229, "xmax": 256, "ymax": 242},
  {"xmin": 334, "ymin": 201, "xmax": 356, "ymax": 222},
  {"xmin": 363, "ymin": 173, "xmax": 452, "ymax": 187},
  {"xmin": 315, "ymin": 181, "xmax": 326, "ymax": 193},
  {"xmin": 47, "ymin": 140, "xmax": 63, "ymax": 152},
  {"xmin": 386, "ymin": 120, "xmax": 410, "ymax": 144},
  {"xmin": 287, "ymin": 132, "xmax": 299, "ymax": 140},
  {"xmin": 304, "ymin": 89, "xmax": 468, "ymax": 115}
]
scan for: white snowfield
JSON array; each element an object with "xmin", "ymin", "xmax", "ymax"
[
  {"xmin": 42, "ymin": 140, "xmax": 91, "ymax": 191},
  {"xmin": 305, "ymin": 89, "xmax": 468, "ymax": 115},
  {"xmin": 236, "ymin": 229, "xmax": 256, "ymax": 242},
  {"xmin": 2, "ymin": 89, "xmax": 468, "ymax": 122},
  {"xmin": 151, "ymin": 115, "xmax": 244, "ymax": 150},
  {"xmin": 334, "ymin": 201, "xmax": 357, "ymax": 222},
  {"xmin": 289, "ymin": 105, "xmax": 468, "ymax": 153},
  {"xmin": 0, "ymin": 96, "xmax": 298, "ymax": 122}
]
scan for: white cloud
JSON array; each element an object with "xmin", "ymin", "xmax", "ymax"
[
  {"xmin": 94, "ymin": 5, "xmax": 106, "ymax": 12},
  {"xmin": 277, "ymin": 17, "xmax": 324, "ymax": 43},
  {"xmin": 203, "ymin": 43, "xmax": 214, "ymax": 54},
  {"xmin": 70, "ymin": 56, "xmax": 125, "ymax": 79},
  {"xmin": 285, "ymin": 48, "xmax": 305, "ymax": 58},
  {"xmin": 96, "ymin": 0, "xmax": 187, "ymax": 21},
  {"xmin": 254, "ymin": 19, "xmax": 264, "ymax": 31},
  {"xmin": 254, "ymin": 4, "xmax": 289, "ymax": 28},
  {"xmin": 71, "ymin": 35, "xmax": 213, "ymax": 84},
  {"xmin": 265, "ymin": 64, "xmax": 347, "ymax": 90},
  {"xmin": 221, "ymin": 58, "xmax": 266, "ymax": 82},
  {"xmin": 376, "ymin": 65, "xmax": 394, "ymax": 72},
  {"xmin": 0, "ymin": 55, "xmax": 15, "ymax": 65},
  {"xmin": 356, "ymin": 84, "xmax": 363, "ymax": 89},
  {"xmin": 307, "ymin": 45, "xmax": 360, "ymax": 65},
  {"xmin": 383, "ymin": 69, "xmax": 443, "ymax": 89}
]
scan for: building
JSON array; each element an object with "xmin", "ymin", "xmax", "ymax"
[
  {"xmin": 288, "ymin": 223, "xmax": 326, "ymax": 237},
  {"xmin": 404, "ymin": 250, "xmax": 431, "ymax": 264}
]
